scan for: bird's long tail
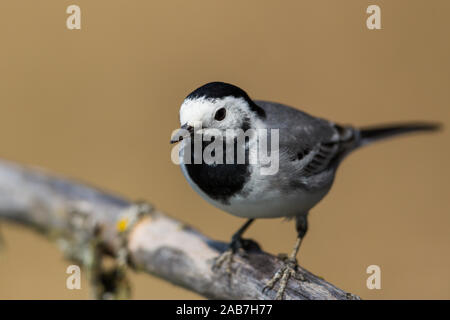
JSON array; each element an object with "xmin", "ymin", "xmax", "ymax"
[{"xmin": 357, "ymin": 122, "xmax": 442, "ymax": 147}]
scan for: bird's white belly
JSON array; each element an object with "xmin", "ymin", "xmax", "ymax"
[
  {"xmin": 181, "ymin": 162, "xmax": 329, "ymax": 219},
  {"xmin": 224, "ymin": 189, "xmax": 327, "ymax": 218}
]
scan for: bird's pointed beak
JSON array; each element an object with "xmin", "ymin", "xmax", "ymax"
[{"xmin": 170, "ymin": 123, "xmax": 194, "ymax": 144}]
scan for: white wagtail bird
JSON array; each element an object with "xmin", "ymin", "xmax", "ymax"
[{"xmin": 170, "ymin": 81, "xmax": 440, "ymax": 299}]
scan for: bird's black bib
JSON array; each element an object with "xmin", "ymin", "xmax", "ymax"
[{"xmin": 184, "ymin": 136, "xmax": 251, "ymax": 204}]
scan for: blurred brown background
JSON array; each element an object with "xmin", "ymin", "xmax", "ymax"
[{"xmin": 0, "ymin": 0, "xmax": 449, "ymax": 299}]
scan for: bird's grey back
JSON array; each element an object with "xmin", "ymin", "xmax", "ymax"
[{"xmin": 254, "ymin": 100, "xmax": 339, "ymax": 152}]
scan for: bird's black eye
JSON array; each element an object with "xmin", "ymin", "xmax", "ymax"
[{"xmin": 214, "ymin": 108, "xmax": 226, "ymax": 121}]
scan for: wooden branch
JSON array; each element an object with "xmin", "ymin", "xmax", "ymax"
[{"xmin": 0, "ymin": 159, "xmax": 359, "ymax": 300}]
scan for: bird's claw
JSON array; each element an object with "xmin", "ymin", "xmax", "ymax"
[
  {"xmin": 263, "ymin": 258, "xmax": 305, "ymax": 299},
  {"xmin": 213, "ymin": 245, "xmax": 250, "ymax": 274},
  {"xmin": 212, "ymin": 235, "xmax": 259, "ymax": 275},
  {"xmin": 212, "ymin": 248, "xmax": 234, "ymax": 275}
]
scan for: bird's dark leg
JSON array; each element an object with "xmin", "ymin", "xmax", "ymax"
[
  {"xmin": 213, "ymin": 219, "xmax": 255, "ymax": 274},
  {"xmin": 263, "ymin": 214, "xmax": 308, "ymax": 299}
]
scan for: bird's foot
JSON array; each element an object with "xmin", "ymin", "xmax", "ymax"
[
  {"xmin": 212, "ymin": 248, "xmax": 236, "ymax": 275},
  {"xmin": 212, "ymin": 237, "xmax": 259, "ymax": 276},
  {"xmin": 263, "ymin": 256, "xmax": 305, "ymax": 300}
]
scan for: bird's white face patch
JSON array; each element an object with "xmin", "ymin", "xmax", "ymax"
[{"xmin": 179, "ymin": 96, "xmax": 251, "ymax": 132}]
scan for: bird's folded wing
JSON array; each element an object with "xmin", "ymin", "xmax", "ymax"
[{"xmin": 254, "ymin": 100, "xmax": 354, "ymax": 177}]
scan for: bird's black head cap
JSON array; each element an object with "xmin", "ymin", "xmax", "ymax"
[{"xmin": 186, "ymin": 82, "xmax": 266, "ymax": 119}]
